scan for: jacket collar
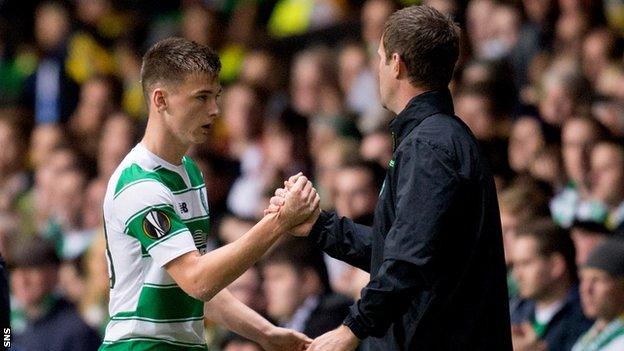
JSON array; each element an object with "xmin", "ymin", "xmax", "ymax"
[{"xmin": 389, "ymin": 89, "xmax": 454, "ymax": 150}]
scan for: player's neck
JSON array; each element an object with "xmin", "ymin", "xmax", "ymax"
[{"xmin": 141, "ymin": 117, "xmax": 188, "ymax": 166}]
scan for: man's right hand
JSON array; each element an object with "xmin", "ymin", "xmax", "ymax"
[{"xmin": 275, "ymin": 175, "xmax": 320, "ymax": 232}]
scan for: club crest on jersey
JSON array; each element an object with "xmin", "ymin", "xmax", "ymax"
[{"xmin": 142, "ymin": 210, "xmax": 172, "ymax": 239}]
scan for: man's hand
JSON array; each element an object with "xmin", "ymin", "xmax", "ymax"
[
  {"xmin": 274, "ymin": 175, "xmax": 320, "ymax": 231},
  {"xmin": 511, "ymin": 323, "xmax": 546, "ymax": 351},
  {"xmin": 265, "ymin": 173, "xmax": 321, "ymax": 236},
  {"xmin": 259, "ymin": 326, "xmax": 312, "ymax": 351},
  {"xmin": 307, "ymin": 325, "xmax": 360, "ymax": 351}
]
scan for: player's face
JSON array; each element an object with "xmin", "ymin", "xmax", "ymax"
[{"xmin": 163, "ymin": 73, "xmax": 221, "ymax": 145}]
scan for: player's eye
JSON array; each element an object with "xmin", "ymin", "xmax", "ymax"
[{"xmin": 196, "ymin": 95, "xmax": 207, "ymax": 102}]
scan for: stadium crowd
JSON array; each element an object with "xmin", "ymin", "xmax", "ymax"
[{"xmin": 1, "ymin": 0, "xmax": 624, "ymax": 350}]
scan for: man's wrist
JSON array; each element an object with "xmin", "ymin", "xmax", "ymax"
[
  {"xmin": 266, "ymin": 211, "xmax": 291, "ymax": 236},
  {"xmin": 308, "ymin": 210, "xmax": 330, "ymax": 242},
  {"xmin": 343, "ymin": 313, "xmax": 368, "ymax": 341},
  {"xmin": 337, "ymin": 324, "xmax": 361, "ymax": 348}
]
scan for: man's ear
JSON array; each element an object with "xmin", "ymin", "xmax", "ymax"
[
  {"xmin": 152, "ymin": 88, "xmax": 167, "ymax": 112},
  {"xmin": 392, "ymin": 53, "xmax": 402, "ymax": 79}
]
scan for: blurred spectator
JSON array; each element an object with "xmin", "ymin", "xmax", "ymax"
[
  {"xmin": 68, "ymin": 75, "xmax": 122, "ymax": 163},
  {"xmin": 262, "ymin": 107, "xmax": 312, "ymax": 193},
  {"xmin": 508, "ymin": 116, "xmax": 546, "ymax": 175},
  {"xmin": 16, "ymin": 146, "xmax": 79, "ymax": 237},
  {"xmin": 573, "ymin": 239, "xmax": 624, "ymax": 351},
  {"xmin": 361, "ymin": 0, "xmax": 395, "ymax": 55},
  {"xmin": 551, "ymin": 117, "xmax": 609, "ymax": 228},
  {"xmin": 224, "ymin": 83, "xmax": 268, "ymax": 218},
  {"xmin": 227, "ymin": 267, "xmax": 266, "ymax": 313},
  {"xmin": 290, "ymin": 47, "xmax": 342, "ymax": 118},
  {"xmin": 28, "ymin": 123, "xmax": 66, "ymax": 170},
  {"xmin": 181, "ymin": 4, "xmax": 218, "ymax": 48},
  {"xmin": 454, "ymin": 83, "xmax": 512, "ymax": 182},
  {"xmin": 113, "ymin": 42, "xmax": 145, "ymax": 120},
  {"xmin": 359, "ymin": 128, "xmax": 392, "ymax": 169},
  {"xmin": 313, "ymin": 138, "xmax": 359, "ymax": 210},
  {"xmin": 588, "ymin": 139, "xmax": 624, "ymax": 232},
  {"xmin": 337, "ymin": 42, "xmax": 380, "ymax": 125},
  {"xmin": 327, "ymin": 160, "xmax": 384, "ymax": 299},
  {"xmin": 218, "ymin": 215, "xmax": 256, "ymax": 244},
  {"xmin": 498, "ymin": 177, "xmax": 550, "ymax": 300},
  {"xmin": 45, "ymin": 167, "xmax": 96, "ymax": 259},
  {"xmin": 592, "ymin": 98, "xmax": 624, "ymax": 137},
  {"xmin": 582, "ymin": 28, "xmax": 620, "ymax": 89},
  {"xmin": 9, "ymin": 240, "xmax": 101, "ymax": 351},
  {"xmin": 21, "ymin": 1, "xmax": 79, "ymax": 125},
  {"xmin": 333, "ymin": 160, "xmax": 384, "ymax": 225},
  {"xmin": 261, "ymin": 238, "xmax": 352, "ymax": 338},
  {"xmin": 96, "ymin": 112, "xmax": 136, "ymax": 181},
  {"xmin": 538, "ymin": 60, "xmax": 591, "ymax": 128},
  {"xmin": 0, "ymin": 118, "xmax": 29, "ymax": 213},
  {"xmin": 570, "ymin": 220, "xmax": 614, "ymax": 267},
  {"xmin": 511, "ymin": 219, "xmax": 592, "ymax": 351}
]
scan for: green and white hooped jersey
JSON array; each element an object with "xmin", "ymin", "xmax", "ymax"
[{"xmin": 100, "ymin": 144, "xmax": 210, "ymax": 350}]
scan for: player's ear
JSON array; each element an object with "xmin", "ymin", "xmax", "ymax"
[{"xmin": 152, "ymin": 88, "xmax": 167, "ymax": 112}]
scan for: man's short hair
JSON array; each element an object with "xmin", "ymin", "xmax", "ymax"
[
  {"xmin": 382, "ymin": 5, "xmax": 460, "ymax": 89},
  {"xmin": 516, "ymin": 218, "xmax": 577, "ymax": 282},
  {"xmin": 140, "ymin": 37, "xmax": 221, "ymax": 103}
]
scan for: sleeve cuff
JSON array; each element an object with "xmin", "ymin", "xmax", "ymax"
[
  {"xmin": 343, "ymin": 312, "xmax": 369, "ymax": 340},
  {"xmin": 308, "ymin": 210, "xmax": 331, "ymax": 244}
]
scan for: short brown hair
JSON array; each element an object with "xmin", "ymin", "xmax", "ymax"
[
  {"xmin": 516, "ymin": 218, "xmax": 577, "ymax": 282},
  {"xmin": 382, "ymin": 5, "xmax": 460, "ymax": 89},
  {"xmin": 140, "ymin": 37, "xmax": 221, "ymax": 103}
]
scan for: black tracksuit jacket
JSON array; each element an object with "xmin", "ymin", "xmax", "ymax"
[{"xmin": 309, "ymin": 89, "xmax": 513, "ymax": 350}]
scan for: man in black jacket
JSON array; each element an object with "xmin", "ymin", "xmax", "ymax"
[{"xmin": 268, "ymin": 5, "xmax": 512, "ymax": 351}]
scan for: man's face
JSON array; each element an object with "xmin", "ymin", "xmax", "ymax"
[
  {"xmin": 511, "ymin": 236, "xmax": 555, "ymax": 300},
  {"xmin": 262, "ymin": 263, "xmax": 305, "ymax": 323},
  {"xmin": 580, "ymin": 268, "xmax": 624, "ymax": 320},
  {"xmin": 334, "ymin": 168, "xmax": 378, "ymax": 219},
  {"xmin": 562, "ymin": 119, "xmax": 595, "ymax": 185},
  {"xmin": 590, "ymin": 143, "xmax": 624, "ymax": 205},
  {"xmin": 377, "ymin": 40, "xmax": 395, "ymax": 110},
  {"xmin": 11, "ymin": 266, "xmax": 57, "ymax": 306},
  {"xmin": 161, "ymin": 73, "xmax": 221, "ymax": 146}
]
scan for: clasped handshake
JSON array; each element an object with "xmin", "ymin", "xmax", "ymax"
[{"xmin": 264, "ymin": 172, "xmax": 321, "ymax": 237}]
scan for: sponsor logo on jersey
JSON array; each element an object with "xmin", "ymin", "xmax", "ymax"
[{"xmin": 142, "ymin": 210, "xmax": 172, "ymax": 239}]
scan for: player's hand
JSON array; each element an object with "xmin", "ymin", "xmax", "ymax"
[
  {"xmin": 260, "ymin": 326, "xmax": 311, "ymax": 351},
  {"xmin": 264, "ymin": 172, "xmax": 309, "ymax": 215},
  {"xmin": 265, "ymin": 174, "xmax": 320, "ymax": 236},
  {"xmin": 275, "ymin": 175, "xmax": 319, "ymax": 231},
  {"xmin": 307, "ymin": 325, "xmax": 359, "ymax": 351}
]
